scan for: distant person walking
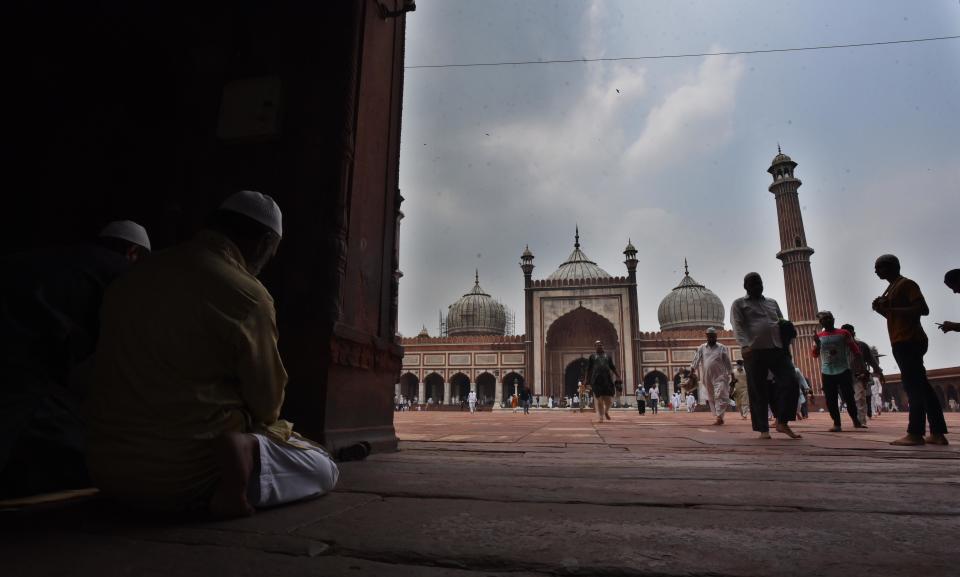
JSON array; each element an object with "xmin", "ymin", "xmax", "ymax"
[
  {"xmin": 813, "ymin": 311, "xmax": 863, "ymax": 431},
  {"xmin": 871, "ymin": 376, "xmax": 884, "ymax": 416},
  {"xmin": 635, "ymin": 385, "xmax": 646, "ymax": 415},
  {"xmin": 649, "ymin": 385, "xmax": 659, "ymax": 414},
  {"xmin": 688, "ymin": 327, "xmax": 734, "ymax": 425},
  {"xmin": 873, "ymin": 255, "xmax": 948, "ymax": 445},
  {"xmin": 520, "ymin": 386, "xmax": 532, "ymax": 415},
  {"xmin": 586, "ymin": 340, "xmax": 619, "ymax": 424},
  {"xmin": 730, "ymin": 273, "xmax": 801, "ymax": 439},
  {"xmin": 467, "ymin": 389, "xmax": 477, "ymax": 414}
]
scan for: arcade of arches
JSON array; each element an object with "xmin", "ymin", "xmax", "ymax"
[{"xmin": 395, "ymin": 367, "xmax": 525, "ymax": 408}]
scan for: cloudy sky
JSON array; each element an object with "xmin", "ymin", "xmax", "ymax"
[{"xmin": 398, "ymin": 0, "xmax": 960, "ymax": 372}]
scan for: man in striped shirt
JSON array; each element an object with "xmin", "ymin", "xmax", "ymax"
[{"xmin": 813, "ymin": 311, "xmax": 863, "ymax": 432}]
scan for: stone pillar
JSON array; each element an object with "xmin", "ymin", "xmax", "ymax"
[
  {"xmin": 443, "ymin": 381, "xmax": 451, "ymax": 405},
  {"xmin": 417, "ymin": 382, "xmax": 426, "ymax": 405},
  {"xmin": 494, "ymin": 378, "xmax": 502, "ymax": 406},
  {"xmin": 394, "ymin": 383, "xmax": 401, "ymax": 396},
  {"xmin": 470, "ymin": 381, "xmax": 477, "ymax": 392}
]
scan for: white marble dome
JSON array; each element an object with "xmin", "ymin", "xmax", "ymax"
[
  {"xmin": 547, "ymin": 229, "xmax": 611, "ymax": 281},
  {"xmin": 446, "ymin": 272, "xmax": 507, "ymax": 336},
  {"xmin": 657, "ymin": 266, "xmax": 725, "ymax": 332}
]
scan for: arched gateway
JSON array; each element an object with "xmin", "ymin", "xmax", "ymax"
[{"xmin": 545, "ymin": 305, "xmax": 620, "ymax": 400}]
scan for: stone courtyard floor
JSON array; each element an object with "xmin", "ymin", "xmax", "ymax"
[{"xmin": 3, "ymin": 409, "xmax": 959, "ymax": 576}]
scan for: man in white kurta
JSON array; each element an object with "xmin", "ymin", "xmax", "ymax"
[
  {"xmin": 688, "ymin": 327, "xmax": 735, "ymax": 424},
  {"xmin": 467, "ymin": 390, "xmax": 477, "ymax": 413},
  {"xmin": 871, "ymin": 377, "xmax": 884, "ymax": 416}
]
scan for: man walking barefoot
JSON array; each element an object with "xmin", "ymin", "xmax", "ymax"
[
  {"xmin": 730, "ymin": 273, "xmax": 801, "ymax": 439},
  {"xmin": 586, "ymin": 340, "xmax": 619, "ymax": 424},
  {"xmin": 813, "ymin": 312, "xmax": 863, "ymax": 432},
  {"xmin": 873, "ymin": 255, "xmax": 948, "ymax": 446},
  {"xmin": 689, "ymin": 327, "xmax": 735, "ymax": 425}
]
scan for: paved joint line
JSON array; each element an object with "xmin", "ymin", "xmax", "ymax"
[{"xmin": 330, "ymin": 490, "xmax": 960, "ymax": 517}]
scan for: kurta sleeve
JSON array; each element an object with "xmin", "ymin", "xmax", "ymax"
[
  {"xmin": 730, "ymin": 301, "xmax": 750, "ymax": 348},
  {"xmin": 689, "ymin": 346, "xmax": 703, "ymax": 372},
  {"xmin": 236, "ymin": 297, "xmax": 288, "ymax": 425}
]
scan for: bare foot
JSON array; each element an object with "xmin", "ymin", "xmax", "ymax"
[
  {"xmin": 605, "ymin": 413, "xmax": 612, "ymax": 421},
  {"xmin": 924, "ymin": 434, "xmax": 949, "ymax": 446},
  {"xmin": 776, "ymin": 423, "xmax": 802, "ymax": 439},
  {"xmin": 890, "ymin": 434, "xmax": 925, "ymax": 446},
  {"xmin": 828, "ymin": 426, "xmax": 841, "ymax": 432},
  {"xmin": 758, "ymin": 432, "xmax": 771, "ymax": 440},
  {"xmin": 209, "ymin": 432, "xmax": 259, "ymax": 519},
  {"xmin": 713, "ymin": 417, "xmax": 724, "ymax": 426}
]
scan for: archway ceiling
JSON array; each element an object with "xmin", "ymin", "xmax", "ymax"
[{"xmin": 546, "ymin": 306, "xmax": 619, "ymax": 349}]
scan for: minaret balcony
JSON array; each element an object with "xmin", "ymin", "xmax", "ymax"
[{"xmin": 776, "ymin": 246, "xmax": 815, "ymax": 261}]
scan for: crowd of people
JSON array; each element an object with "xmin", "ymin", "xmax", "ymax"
[
  {"xmin": 4, "ymin": 190, "xmax": 953, "ymax": 522},
  {"xmin": 404, "ymin": 260, "xmax": 956, "ymax": 450}
]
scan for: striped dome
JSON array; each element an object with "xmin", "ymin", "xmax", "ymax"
[
  {"xmin": 657, "ymin": 265, "xmax": 725, "ymax": 332},
  {"xmin": 446, "ymin": 271, "xmax": 507, "ymax": 336},
  {"xmin": 547, "ymin": 228, "xmax": 611, "ymax": 281}
]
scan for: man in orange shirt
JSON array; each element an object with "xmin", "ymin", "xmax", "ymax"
[{"xmin": 872, "ymin": 254, "xmax": 947, "ymax": 446}]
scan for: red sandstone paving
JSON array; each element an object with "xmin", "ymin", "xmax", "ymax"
[{"xmin": 3, "ymin": 410, "xmax": 958, "ymax": 577}]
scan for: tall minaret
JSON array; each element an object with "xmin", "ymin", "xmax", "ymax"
[{"xmin": 768, "ymin": 146, "xmax": 822, "ymax": 394}]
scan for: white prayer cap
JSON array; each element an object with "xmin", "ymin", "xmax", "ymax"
[
  {"xmin": 99, "ymin": 220, "xmax": 151, "ymax": 251},
  {"xmin": 705, "ymin": 327, "xmax": 717, "ymax": 334},
  {"xmin": 219, "ymin": 190, "xmax": 283, "ymax": 237},
  {"xmin": 595, "ymin": 340, "xmax": 602, "ymax": 345}
]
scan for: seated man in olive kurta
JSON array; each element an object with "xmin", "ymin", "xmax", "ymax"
[{"xmin": 86, "ymin": 191, "xmax": 338, "ymax": 517}]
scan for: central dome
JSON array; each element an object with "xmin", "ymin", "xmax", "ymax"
[
  {"xmin": 547, "ymin": 228, "xmax": 611, "ymax": 281},
  {"xmin": 657, "ymin": 262, "xmax": 725, "ymax": 332},
  {"xmin": 445, "ymin": 271, "xmax": 507, "ymax": 336}
]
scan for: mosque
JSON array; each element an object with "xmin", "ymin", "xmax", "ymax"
[{"xmin": 398, "ymin": 150, "xmax": 822, "ymax": 407}]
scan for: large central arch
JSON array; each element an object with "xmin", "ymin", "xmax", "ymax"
[
  {"xmin": 564, "ymin": 358, "xmax": 587, "ymax": 398},
  {"xmin": 544, "ymin": 306, "xmax": 619, "ymax": 400}
]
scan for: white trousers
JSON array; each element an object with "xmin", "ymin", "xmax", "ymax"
[
  {"xmin": 250, "ymin": 434, "xmax": 340, "ymax": 508},
  {"xmin": 705, "ymin": 380, "xmax": 730, "ymax": 417},
  {"xmin": 852, "ymin": 379, "xmax": 868, "ymax": 424},
  {"xmin": 469, "ymin": 401, "xmax": 476, "ymax": 413}
]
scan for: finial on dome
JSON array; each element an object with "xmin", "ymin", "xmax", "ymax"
[
  {"xmin": 684, "ymin": 258, "xmax": 689, "ymax": 276},
  {"xmin": 475, "ymin": 268, "xmax": 480, "ymax": 285},
  {"xmin": 778, "ymin": 142, "xmax": 782, "ymax": 154},
  {"xmin": 575, "ymin": 225, "xmax": 580, "ymax": 248}
]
